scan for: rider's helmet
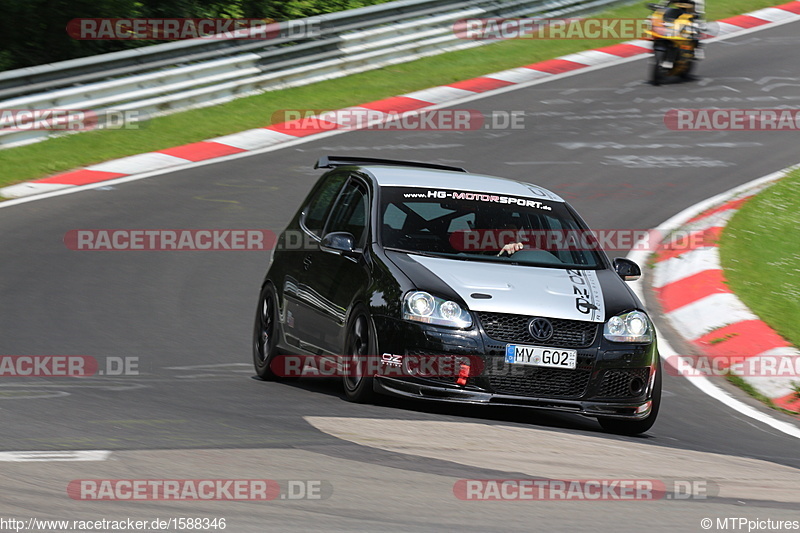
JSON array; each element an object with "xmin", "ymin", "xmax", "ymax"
[
  {"xmin": 670, "ymin": 0, "xmax": 696, "ymax": 12},
  {"xmin": 663, "ymin": 0, "xmax": 696, "ymax": 21}
]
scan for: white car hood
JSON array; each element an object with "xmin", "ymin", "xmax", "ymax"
[{"xmin": 410, "ymin": 255, "xmax": 605, "ymax": 322}]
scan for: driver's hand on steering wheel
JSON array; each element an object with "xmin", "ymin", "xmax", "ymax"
[{"xmin": 497, "ymin": 242, "xmax": 524, "ymax": 256}]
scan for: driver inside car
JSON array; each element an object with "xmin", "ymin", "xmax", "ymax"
[{"xmin": 498, "ymin": 241, "xmax": 524, "ymax": 256}]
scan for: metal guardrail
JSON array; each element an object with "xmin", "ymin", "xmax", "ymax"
[{"xmin": 0, "ymin": 0, "xmax": 630, "ymax": 148}]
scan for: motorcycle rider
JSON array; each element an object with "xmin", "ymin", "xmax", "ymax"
[{"xmin": 654, "ymin": 0, "xmax": 705, "ymax": 59}]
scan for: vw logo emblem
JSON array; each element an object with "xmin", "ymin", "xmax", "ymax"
[{"xmin": 528, "ymin": 318, "xmax": 554, "ymax": 342}]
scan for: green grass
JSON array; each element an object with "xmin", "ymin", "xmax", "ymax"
[
  {"xmin": 0, "ymin": 0, "xmax": 786, "ymax": 188},
  {"xmin": 708, "ymin": 332, "xmax": 738, "ymax": 345},
  {"xmin": 719, "ymin": 169, "xmax": 800, "ymax": 349},
  {"xmin": 726, "ymin": 375, "xmax": 780, "ymax": 411}
]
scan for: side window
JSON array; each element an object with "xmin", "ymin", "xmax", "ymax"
[
  {"xmin": 302, "ymin": 172, "xmax": 347, "ymax": 237},
  {"xmin": 325, "ymin": 180, "xmax": 369, "ymax": 248}
]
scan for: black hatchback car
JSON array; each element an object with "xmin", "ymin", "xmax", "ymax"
[{"xmin": 253, "ymin": 156, "xmax": 661, "ymax": 434}]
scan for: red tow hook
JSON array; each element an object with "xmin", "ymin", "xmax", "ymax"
[{"xmin": 456, "ymin": 362, "xmax": 470, "ymax": 386}]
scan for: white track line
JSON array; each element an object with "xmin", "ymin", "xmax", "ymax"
[{"xmin": 0, "ymin": 450, "xmax": 111, "ymax": 461}]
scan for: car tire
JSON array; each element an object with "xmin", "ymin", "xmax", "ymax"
[
  {"xmin": 253, "ymin": 283, "xmax": 282, "ymax": 381},
  {"xmin": 342, "ymin": 308, "xmax": 376, "ymax": 403},
  {"xmin": 598, "ymin": 358, "xmax": 662, "ymax": 435}
]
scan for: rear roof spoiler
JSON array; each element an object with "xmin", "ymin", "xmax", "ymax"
[{"xmin": 314, "ymin": 155, "xmax": 466, "ymax": 173}]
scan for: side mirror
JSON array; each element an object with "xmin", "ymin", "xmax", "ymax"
[
  {"xmin": 613, "ymin": 257, "xmax": 641, "ymax": 282},
  {"xmin": 320, "ymin": 232, "xmax": 359, "ymax": 257}
]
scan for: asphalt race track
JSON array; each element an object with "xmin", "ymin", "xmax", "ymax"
[{"xmin": 1, "ymin": 20, "xmax": 799, "ymax": 533}]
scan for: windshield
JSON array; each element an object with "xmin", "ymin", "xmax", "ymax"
[{"xmin": 379, "ymin": 186, "xmax": 605, "ymax": 269}]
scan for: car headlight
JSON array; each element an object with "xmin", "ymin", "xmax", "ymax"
[
  {"xmin": 403, "ymin": 291, "xmax": 472, "ymax": 328},
  {"xmin": 603, "ymin": 311, "xmax": 652, "ymax": 343}
]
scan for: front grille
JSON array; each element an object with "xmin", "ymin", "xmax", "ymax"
[
  {"xmin": 489, "ymin": 367, "xmax": 591, "ymax": 398},
  {"xmin": 598, "ymin": 368, "xmax": 651, "ymax": 398},
  {"xmin": 477, "ymin": 312, "xmax": 598, "ymax": 348},
  {"xmin": 487, "ymin": 354, "xmax": 594, "ymax": 399}
]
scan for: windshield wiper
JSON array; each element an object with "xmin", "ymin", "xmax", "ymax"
[{"xmin": 383, "ymin": 247, "xmax": 443, "ymax": 258}]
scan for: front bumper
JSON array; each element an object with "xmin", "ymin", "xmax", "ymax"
[
  {"xmin": 374, "ymin": 376, "xmax": 654, "ymax": 420},
  {"xmin": 371, "ymin": 315, "xmax": 659, "ymax": 420}
]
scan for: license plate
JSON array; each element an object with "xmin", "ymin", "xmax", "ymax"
[{"xmin": 505, "ymin": 345, "xmax": 577, "ymax": 370}]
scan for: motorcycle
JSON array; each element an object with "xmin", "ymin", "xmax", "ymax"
[{"xmin": 645, "ymin": 2, "xmax": 702, "ymax": 85}]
